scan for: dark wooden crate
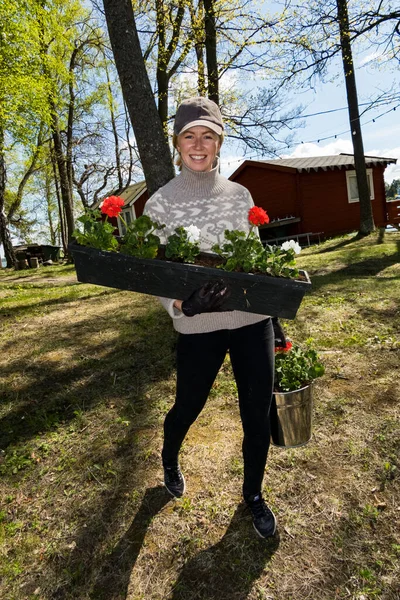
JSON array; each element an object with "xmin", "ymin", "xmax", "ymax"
[{"xmin": 69, "ymin": 242, "xmax": 311, "ymax": 319}]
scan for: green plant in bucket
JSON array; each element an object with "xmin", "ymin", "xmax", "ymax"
[{"xmin": 274, "ymin": 339, "xmax": 325, "ymax": 393}]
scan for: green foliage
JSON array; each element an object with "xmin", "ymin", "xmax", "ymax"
[
  {"xmin": 165, "ymin": 226, "xmax": 201, "ymax": 263},
  {"xmin": 120, "ymin": 215, "xmax": 165, "ymax": 259},
  {"xmin": 0, "ymin": 0, "xmax": 87, "ymax": 140},
  {"xmin": 385, "ymin": 179, "xmax": 400, "ymax": 200},
  {"xmin": 73, "ymin": 208, "xmax": 119, "ymax": 252},
  {"xmin": 73, "ymin": 212, "xmax": 165, "ymax": 258},
  {"xmin": 212, "ymin": 229, "xmax": 264, "ymax": 271},
  {"xmin": 260, "ymin": 244, "xmax": 300, "ymax": 278},
  {"xmin": 0, "ymin": 449, "xmax": 35, "ymax": 476},
  {"xmin": 0, "ymin": 0, "xmax": 47, "ymax": 138},
  {"xmin": 212, "ymin": 231, "xmax": 300, "ymax": 278},
  {"xmin": 274, "ymin": 340, "xmax": 325, "ymax": 392}
]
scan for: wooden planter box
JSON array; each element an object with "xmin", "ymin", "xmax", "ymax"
[{"xmin": 68, "ymin": 242, "xmax": 311, "ymax": 319}]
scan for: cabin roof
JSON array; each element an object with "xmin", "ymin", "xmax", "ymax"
[
  {"xmin": 92, "ymin": 180, "xmax": 147, "ymax": 209},
  {"xmin": 230, "ymin": 153, "xmax": 397, "ymax": 178}
]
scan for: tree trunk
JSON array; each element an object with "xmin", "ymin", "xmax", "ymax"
[
  {"xmin": 204, "ymin": 0, "xmax": 219, "ymax": 104},
  {"xmin": 37, "ymin": 2, "xmax": 74, "ymax": 247},
  {"xmin": 0, "ymin": 125, "xmax": 16, "ymax": 268},
  {"xmin": 66, "ymin": 49, "xmax": 78, "ymax": 197},
  {"xmin": 155, "ymin": 0, "xmax": 169, "ymax": 136},
  {"xmin": 124, "ymin": 100, "xmax": 135, "ymax": 189},
  {"xmin": 190, "ymin": 0, "xmax": 207, "ymax": 96},
  {"xmin": 45, "ymin": 163, "xmax": 56, "ymax": 245},
  {"xmin": 105, "ymin": 59, "xmax": 123, "ymax": 191},
  {"xmin": 8, "ymin": 125, "xmax": 44, "ymax": 223},
  {"xmin": 336, "ymin": 0, "xmax": 375, "ymax": 235},
  {"xmin": 103, "ymin": 0, "xmax": 174, "ymax": 196},
  {"xmin": 195, "ymin": 44, "xmax": 207, "ymax": 96},
  {"xmin": 157, "ymin": 67, "xmax": 169, "ymax": 136},
  {"xmin": 50, "ymin": 140, "xmax": 67, "ymax": 254},
  {"xmin": 51, "ymin": 145, "xmax": 65, "ymax": 247},
  {"xmin": 50, "ymin": 105, "xmax": 75, "ymax": 243}
]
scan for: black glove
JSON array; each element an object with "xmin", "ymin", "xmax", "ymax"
[
  {"xmin": 181, "ymin": 280, "xmax": 231, "ymax": 317},
  {"xmin": 272, "ymin": 317, "xmax": 287, "ymax": 348}
]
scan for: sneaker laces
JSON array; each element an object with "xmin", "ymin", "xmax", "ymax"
[
  {"xmin": 165, "ymin": 466, "xmax": 181, "ymax": 484},
  {"xmin": 249, "ymin": 494, "xmax": 271, "ymax": 520}
]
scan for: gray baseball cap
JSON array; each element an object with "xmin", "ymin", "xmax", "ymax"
[{"xmin": 174, "ymin": 97, "xmax": 224, "ymax": 136}]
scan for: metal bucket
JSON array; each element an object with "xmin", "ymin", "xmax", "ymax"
[{"xmin": 270, "ymin": 384, "xmax": 313, "ymax": 448}]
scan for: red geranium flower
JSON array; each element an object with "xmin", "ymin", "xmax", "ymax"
[
  {"xmin": 275, "ymin": 341, "xmax": 293, "ymax": 353},
  {"xmin": 101, "ymin": 196, "xmax": 125, "ymax": 218},
  {"xmin": 248, "ymin": 206, "xmax": 269, "ymax": 227},
  {"xmin": 282, "ymin": 341, "xmax": 293, "ymax": 352}
]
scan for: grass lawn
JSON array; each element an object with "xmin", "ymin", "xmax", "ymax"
[{"xmin": 0, "ymin": 231, "xmax": 399, "ymax": 600}]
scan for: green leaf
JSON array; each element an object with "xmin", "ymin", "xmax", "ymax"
[
  {"xmin": 165, "ymin": 227, "xmax": 200, "ymax": 263},
  {"xmin": 120, "ymin": 215, "xmax": 164, "ymax": 258},
  {"xmin": 274, "ymin": 343, "xmax": 325, "ymax": 392}
]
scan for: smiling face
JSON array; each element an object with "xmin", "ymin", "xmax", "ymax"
[{"xmin": 176, "ymin": 126, "xmax": 221, "ymax": 172}]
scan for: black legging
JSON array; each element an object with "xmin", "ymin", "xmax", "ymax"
[{"xmin": 162, "ymin": 318, "xmax": 274, "ymax": 499}]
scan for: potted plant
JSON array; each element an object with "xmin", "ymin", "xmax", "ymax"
[
  {"xmin": 270, "ymin": 340, "xmax": 325, "ymax": 448},
  {"xmin": 69, "ymin": 197, "xmax": 311, "ymax": 319},
  {"xmin": 73, "ymin": 196, "xmax": 123, "ymax": 252}
]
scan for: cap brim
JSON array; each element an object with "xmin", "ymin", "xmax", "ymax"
[{"xmin": 178, "ymin": 120, "xmax": 223, "ymax": 136}]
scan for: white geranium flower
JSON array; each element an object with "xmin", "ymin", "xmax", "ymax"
[
  {"xmin": 184, "ymin": 224, "xmax": 201, "ymax": 244},
  {"xmin": 281, "ymin": 240, "xmax": 301, "ymax": 254}
]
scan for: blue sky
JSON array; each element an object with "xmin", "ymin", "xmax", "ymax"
[{"xmin": 221, "ymin": 48, "xmax": 400, "ymax": 183}]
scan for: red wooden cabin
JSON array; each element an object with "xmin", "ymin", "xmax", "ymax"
[
  {"xmin": 229, "ymin": 154, "xmax": 397, "ymax": 243},
  {"xmin": 387, "ymin": 197, "xmax": 400, "ymax": 228}
]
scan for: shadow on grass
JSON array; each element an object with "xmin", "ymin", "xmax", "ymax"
[
  {"xmin": 36, "ymin": 460, "xmax": 169, "ymax": 599},
  {"xmin": 89, "ymin": 486, "xmax": 170, "ymax": 600},
  {"xmin": 85, "ymin": 499, "xmax": 279, "ymax": 600},
  {"xmin": 43, "ymin": 493, "xmax": 279, "ymax": 600},
  {"xmin": 313, "ymin": 232, "xmax": 400, "ymax": 256},
  {"xmin": 0, "ymin": 286, "xmax": 119, "ymax": 322},
  {"xmin": 308, "ymin": 249, "xmax": 400, "ymax": 293},
  {"xmin": 168, "ymin": 504, "xmax": 280, "ymax": 600},
  {"xmin": 1, "ymin": 302, "xmax": 176, "ymax": 598},
  {"xmin": 357, "ymin": 303, "xmax": 400, "ymax": 322},
  {"xmin": 0, "ymin": 307, "xmax": 176, "ymax": 449},
  {"xmin": 316, "ymin": 234, "xmax": 360, "ymax": 254}
]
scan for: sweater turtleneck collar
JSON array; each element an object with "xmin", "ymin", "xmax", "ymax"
[{"xmin": 174, "ymin": 158, "xmax": 227, "ymax": 197}]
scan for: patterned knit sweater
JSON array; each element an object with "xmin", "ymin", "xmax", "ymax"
[{"xmin": 143, "ymin": 160, "xmax": 268, "ymax": 334}]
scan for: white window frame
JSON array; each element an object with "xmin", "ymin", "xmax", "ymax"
[
  {"xmin": 346, "ymin": 169, "xmax": 374, "ymax": 204},
  {"xmin": 118, "ymin": 206, "xmax": 136, "ymax": 235}
]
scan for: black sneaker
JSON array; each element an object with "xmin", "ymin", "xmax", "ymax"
[
  {"xmin": 164, "ymin": 464, "xmax": 186, "ymax": 498},
  {"xmin": 246, "ymin": 493, "xmax": 277, "ymax": 538}
]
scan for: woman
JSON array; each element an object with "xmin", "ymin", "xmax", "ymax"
[{"xmin": 144, "ymin": 97, "xmax": 276, "ymax": 539}]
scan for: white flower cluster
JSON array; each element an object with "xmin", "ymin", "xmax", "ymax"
[
  {"xmin": 281, "ymin": 240, "xmax": 301, "ymax": 254},
  {"xmin": 184, "ymin": 224, "xmax": 201, "ymax": 244}
]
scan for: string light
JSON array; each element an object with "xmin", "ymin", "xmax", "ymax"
[
  {"xmin": 222, "ymin": 104, "xmax": 400, "ymax": 166},
  {"xmin": 266, "ymin": 99, "xmax": 396, "ymax": 122}
]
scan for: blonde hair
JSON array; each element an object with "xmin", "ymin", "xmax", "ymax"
[{"xmin": 173, "ymin": 131, "xmax": 224, "ymax": 170}]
